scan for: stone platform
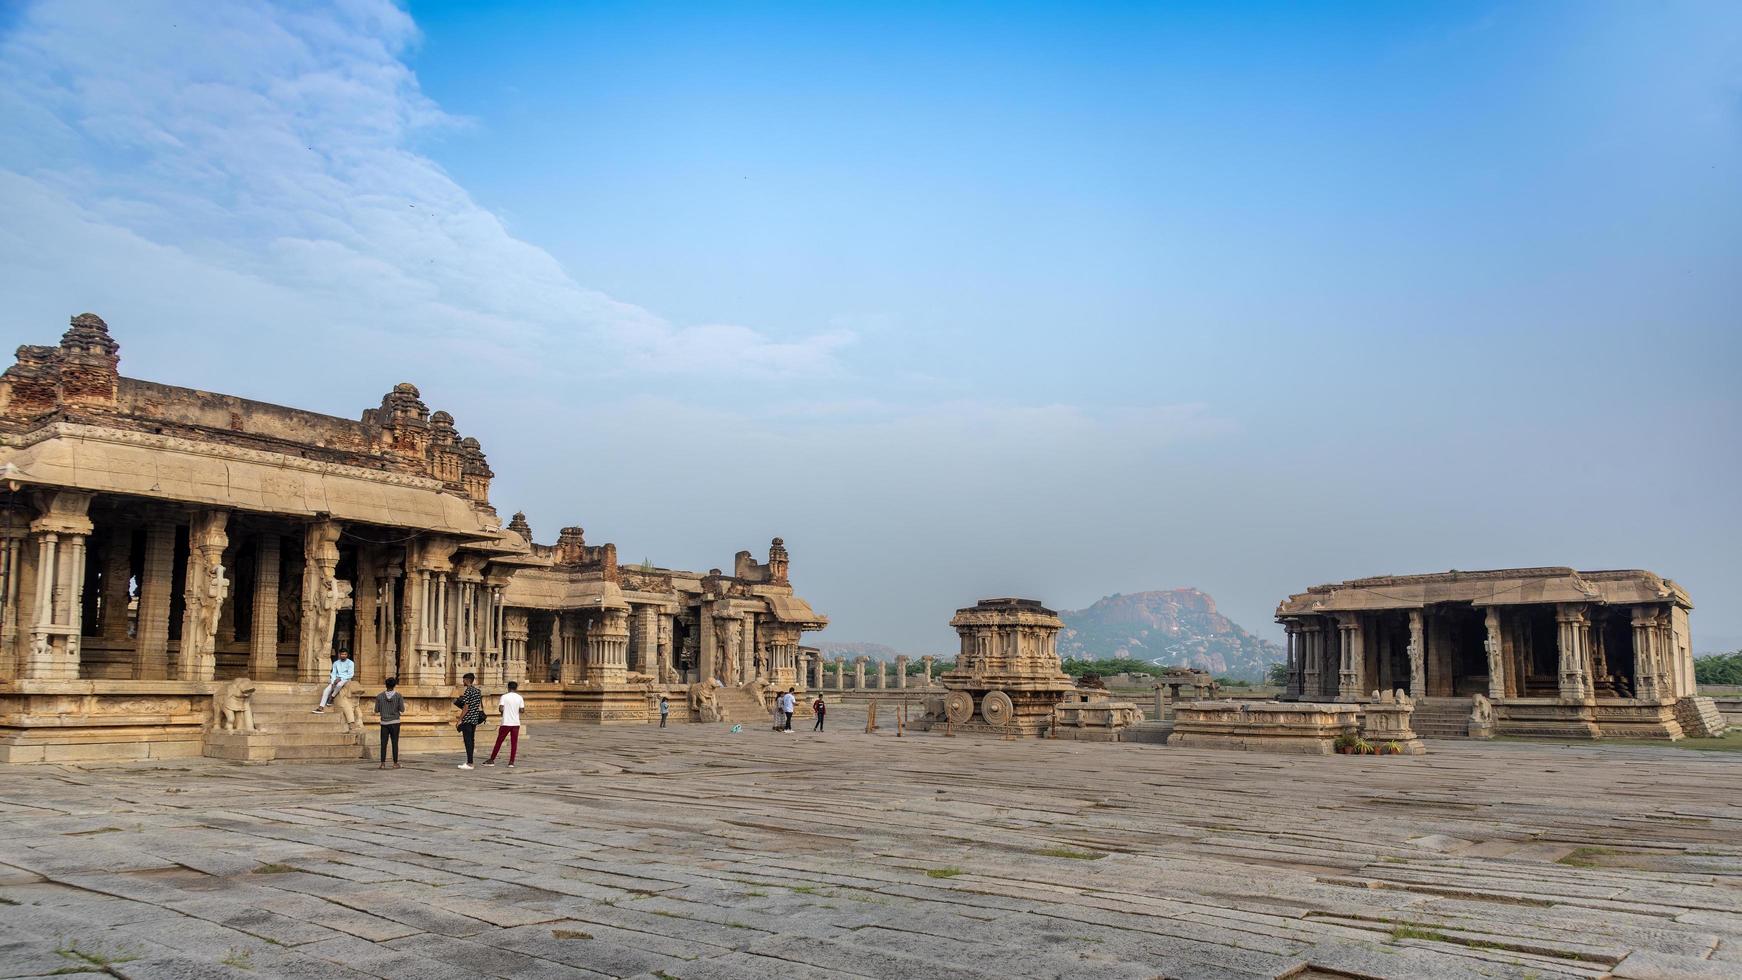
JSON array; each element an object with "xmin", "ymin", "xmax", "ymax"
[
  {"xmin": 1168, "ymin": 700, "xmax": 1362, "ymax": 754},
  {"xmin": 0, "ymin": 703, "xmax": 1739, "ymax": 979}
]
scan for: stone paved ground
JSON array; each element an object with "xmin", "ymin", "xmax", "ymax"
[{"xmin": 2, "ymin": 705, "xmax": 1740, "ymax": 980}]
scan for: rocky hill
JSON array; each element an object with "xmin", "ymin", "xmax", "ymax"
[{"xmin": 1057, "ymin": 589, "xmax": 1282, "ymax": 680}]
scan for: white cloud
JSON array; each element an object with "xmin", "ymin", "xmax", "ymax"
[{"xmin": 0, "ymin": 0, "xmax": 850, "ymax": 379}]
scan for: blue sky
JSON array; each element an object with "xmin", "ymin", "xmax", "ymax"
[{"xmin": 2, "ymin": 0, "xmax": 1738, "ymax": 653}]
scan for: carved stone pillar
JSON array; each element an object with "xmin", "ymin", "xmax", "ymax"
[
  {"xmin": 560, "ymin": 612, "xmax": 584, "ymax": 684},
  {"xmin": 21, "ymin": 491, "xmax": 94, "ymax": 680},
  {"xmin": 1652, "ymin": 612, "xmax": 1676, "ymax": 698},
  {"xmin": 249, "ymin": 533, "xmax": 280, "ymax": 679},
  {"xmin": 296, "ymin": 520, "xmax": 342, "ymax": 682},
  {"xmin": 503, "ymin": 608, "xmax": 528, "ymax": 683},
  {"xmin": 134, "ymin": 518, "xmax": 174, "ymax": 680},
  {"xmin": 1483, "ymin": 607, "xmax": 1505, "ymax": 700},
  {"xmin": 832, "ymin": 656, "xmax": 845, "ymax": 690},
  {"xmin": 1556, "ymin": 603, "xmax": 1591, "ymax": 702},
  {"xmin": 853, "ymin": 656, "xmax": 867, "ymax": 690},
  {"xmin": 921, "ymin": 655, "xmax": 934, "ymax": 687},
  {"xmin": 1335, "ymin": 615, "xmax": 1363, "ymax": 701},
  {"xmin": 895, "ymin": 655, "xmax": 909, "ymax": 689},
  {"xmin": 1406, "ymin": 610, "xmax": 1425, "ymax": 699},
  {"xmin": 586, "ymin": 607, "xmax": 630, "ymax": 684},
  {"xmin": 656, "ymin": 613, "xmax": 674, "ymax": 683},
  {"xmin": 633, "ymin": 605, "xmax": 656, "ymax": 675},
  {"xmin": 353, "ymin": 549, "xmax": 380, "ymax": 686},
  {"xmin": 1630, "ymin": 608, "xmax": 1661, "ymax": 701},
  {"xmin": 1300, "ymin": 622, "xmax": 1321, "ymax": 700},
  {"xmin": 0, "ymin": 513, "xmax": 28, "ymax": 679},
  {"xmin": 377, "ymin": 558, "xmax": 401, "ymax": 680},
  {"xmin": 1282, "ymin": 622, "xmax": 1301, "ymax": 699},
  {"xmin": 175, "ymin": 510, "xmax": 229, "ymax": 682}
]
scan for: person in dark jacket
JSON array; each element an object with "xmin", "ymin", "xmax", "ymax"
[
  {"xmin": 454, "ymin": 673, "xmax": 484, "ymax": 770},
  {"xmin": 374, "ymin": 677, "xmax": 405, "ymax": 769},
  {"xmin": 812, "ymin": 695, "xmax": 826, "ymax": 732}
]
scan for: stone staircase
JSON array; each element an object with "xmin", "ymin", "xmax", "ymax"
[
  {"xmin": 247, "ymin": 682, "xmax": 368, "ymax": 762},
  {"xmin": 1675, "ymin": 696, "xmax": 1730, "ymax": 738},
  {"xmin": 715, "ymin": 687, "xmax": 777, "ymax": 727},
  {"xmin": 1413, "ymin": 696, "xmax": 1475, "ymax": 739}
]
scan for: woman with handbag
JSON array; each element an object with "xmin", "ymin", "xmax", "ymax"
[{"xmin": 453, "ymin": 672, "xmax": 485, "ymax": 770}]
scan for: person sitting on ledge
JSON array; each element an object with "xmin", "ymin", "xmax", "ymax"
[{"xmin": 312, "ymin": 649, "xmax": 354, "ymax": 714}]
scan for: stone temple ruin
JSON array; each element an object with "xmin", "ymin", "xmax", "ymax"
[
  {"xmin": 1276, "ymin": 567, "xmax": 1727, "ymax": 740},
  {"xmin": 0, "ymin": 315, "xmax": 826, "ymax": 762}
]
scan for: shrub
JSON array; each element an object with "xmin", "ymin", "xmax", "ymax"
[{"xmin": 1694, "ymin": 652, "xmax": 1742, "ymax": 686}]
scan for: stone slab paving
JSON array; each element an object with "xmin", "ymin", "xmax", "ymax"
[{"xmin": 1, "ymin": 705, "xmax": 1739, "ymax": 979}]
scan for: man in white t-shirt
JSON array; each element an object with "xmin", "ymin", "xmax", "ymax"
[
  {"xmin": 483, "ymin": 681, "xmax": 526, "ymax": 768},
  {"xmin": 779, "ymin": 688, "xmax": 797, "ymax": 732}
]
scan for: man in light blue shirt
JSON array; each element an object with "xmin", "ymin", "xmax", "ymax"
[{"xmin": 312, "ymin": 649, "xmax": 355, "ymax": 713}]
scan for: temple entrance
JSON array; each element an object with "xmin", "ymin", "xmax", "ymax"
[
  {"xmin": 1444, "ymin": 605, "xmax": 1489, "ymax": 696},
  {"xmin": 1596, "ymin": 610, "xmax": 1635, "ymax": 697}
]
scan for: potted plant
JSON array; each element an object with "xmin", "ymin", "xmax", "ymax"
[
  {"xmin": 1357, "ymin": 738, "xmax": 1376, "ymax": 755},
  {"xmin": 1385, "ymin": 741, "xmax": 1403, "ymax": 756},
  {"xmin": 1333, "ymin": 733, "xmax": 1360, "ymax": 755}
]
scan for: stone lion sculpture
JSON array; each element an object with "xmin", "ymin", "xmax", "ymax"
[
  {"xmin": 216, "ymin": 677, "xmax": 258, "ymax": 733},
  {"xmin": 687, "ymin": 682, "xmax": 722, "ymax": 723}
]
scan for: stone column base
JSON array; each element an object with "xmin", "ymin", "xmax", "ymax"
[{"xmin": 203, "ymin": 730, "xmax": 276, "ymax": 764}]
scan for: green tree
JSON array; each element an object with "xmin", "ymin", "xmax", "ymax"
[{"xmin": 1694, "ymin": 652, "xmax": 1742, "ymax": 686}]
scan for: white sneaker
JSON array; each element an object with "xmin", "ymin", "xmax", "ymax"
[
  {"xmin": 311, "ymin": 708, "xmax": 324, "ymax": 713},
  {"xmin": 458, "ymin": 763, "xmax": 473, "ymax": 770}
]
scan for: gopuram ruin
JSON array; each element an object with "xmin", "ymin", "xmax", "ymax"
[
  {"xmin": 1276, "ymin": 567, "xmax": 1727, "ymax": 740},
  {"xmin": 0, "ymin": 314, "xmax": 826, "ymax": 762}
]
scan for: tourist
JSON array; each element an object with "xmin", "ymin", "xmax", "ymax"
[
  {"xmin": 311, "ymin": 648, "xmax": 354, "ymax": 713},
  {"xmin": 780, "ymin": 687, "xmax": 797, "ymax": 732},
  {"xmin": 812, "ymin": 694, "xmax": 826, "ymax": 732},
  {"xmin": 547, "ymin": 658, "xmax": 561, "ymax": 683},
  {"xmin": 374, "ymin": 677, "xmax": 404, "ymax": 769},
  {"xmin": 454, "ymin": 672, "xmax": 484, "ymax": 770},
  {"xmin": 659, "ymin": 695, "xmax": 669, "ymax": 728},
  {"xmin": 484, "ymin": 680, "xmax": 525, "ymax": 768}
]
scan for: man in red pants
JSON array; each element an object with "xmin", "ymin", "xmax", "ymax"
[{"xmin": 484, "ymin": 680, "xmax": 525, "ymax": 769}]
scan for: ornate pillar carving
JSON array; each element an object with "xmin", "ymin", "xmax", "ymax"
[
  {"xmin": 1555, "ymin": 603, "xmax": 1591, "ymax": 702},
  {"xmin": 296, "ymin": 520, "xmax": 343, "ymax": 682},
  {"xmin": 852, "ymin": 656, "xmax": 867, "ymax": 690},
  {"xmin": 895, "ymin": 655, "xmax": 909, "ymax": 689},
  {"xmin": 656, "ymin": 613, "xmax": 674, "ymax": 683},
  {"xmin": 1483, "ymin": 607, "xmax": 1505, "ymax": 700},
  {"xmin": 633, "ymin": 605, "xmax": 657, "ymax": 676},
  {"xmin": 249, "ymin": 532, "xmax": 280, "ymax": 679},
  {"xmin": 175, "ymin": 509, "xmax": 229, "ymax": 682},
  {"xmin": 21, "ymin": 491, "xmax": 94, "ymax": 679},
  {"xmin": 832, "ymin": 656, "xmax": 845, "ymax": 690},
  {"xmin": 586, "ymin": 607, "xmax": 630, "ymax": 684},
  {"xmin": 0, "ymin": 512, "xmax": 28, "ymax": 679},
  {"xmin": 133, "ymin": 518, "xmax": 175, "ymax": 680},
  {"xmin": 1300, "ymin": 622, "xmax": 1321, "ymax": 700},
  {"xmin": 1335, "ymin": 614, "xmax": 1363, "ymax": 701},
  {"xmin": 353, "ymin": 548, "xmax": 380, "ymax": 686},
  {"xmin": 1630, "ymin": 607, "xmax": 1661, "ymax": 701},
  {"xmin": 503, "ymin": 607, "xmax": 528, "ymax": 683},
  {"xmin": 1406, "ymin": 610, "xmax": 1425, "ymax": 699}
]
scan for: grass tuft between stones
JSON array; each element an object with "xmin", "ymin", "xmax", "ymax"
[
  {"xmin": 552, "ymin": 929, "xmax": 592, "ymax": 940},
  {"xmin": 925, "ymin": 867, "xmax": 964, "ymax": 879},
  {"xmin": 251, "ymin": 863, "xmax": 296, "ymax": 875}
]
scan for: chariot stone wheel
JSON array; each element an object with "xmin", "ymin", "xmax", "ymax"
[
  {"xmin": 944, "ymin": 690, "xmax": 975, "ymax": 725},
  {"xmin": 980, "ymin": 690, "xmax": 1014, "ymax": 727}
]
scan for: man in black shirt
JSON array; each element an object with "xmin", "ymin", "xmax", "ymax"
[{"xmin": 454, "ymin": 672, "xmax": 484, "ymax": 770}]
